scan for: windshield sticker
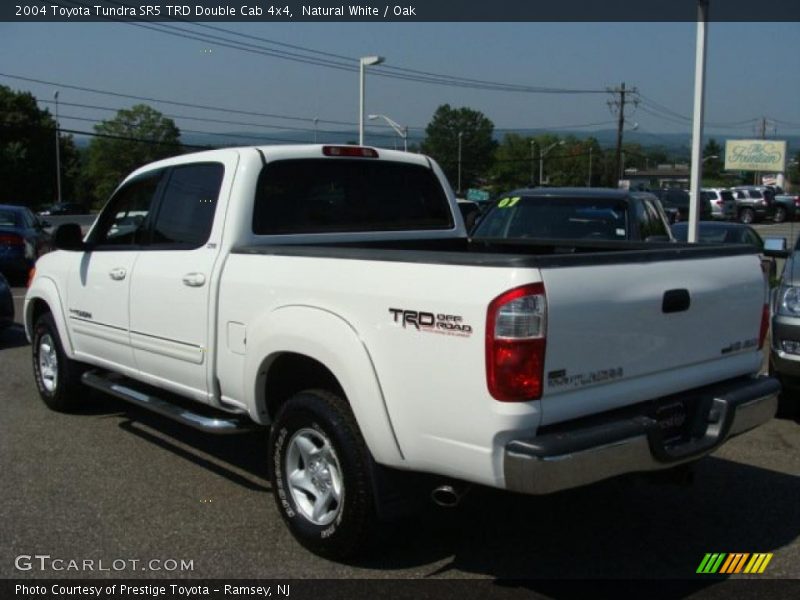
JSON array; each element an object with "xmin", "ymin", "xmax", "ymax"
[{"xmin": 497, "ymin": 196, "xmax": 520, "ymax": 208}]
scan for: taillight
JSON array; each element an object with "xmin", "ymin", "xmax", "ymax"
[
  {"xmin": 0, "ymin": 233, "xmax": 24, "ymax": 247},
  {"xmin": 322, "ymin": 145, "xmax": 379, "ymax": 158},
  {"xmin": 486, "ymin": 283, "xmax": 547, "ymax": 401},
  {"xmin": 26, "ymin": 267, "xmax": 36, "ymax": 288},
  {"xmin": 758, "ymin": 303, "xmax": 769, "ymax": 350}
]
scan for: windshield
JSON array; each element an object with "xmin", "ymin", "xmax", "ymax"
[{"xmin": 473, "ymin": 196, "xmax": 629, "ymax": 241}]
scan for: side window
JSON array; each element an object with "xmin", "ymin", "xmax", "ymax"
[
  {"xmin": 150, "ymin": 163, "xmax": 224, "ymax": 249},
  {"xmin": 637, "ymin": 199, "xmax": 668, "ymax": 239},
  {"xmin": 92, "ymin": 171, "xmax": 163, "ymax": 247}
]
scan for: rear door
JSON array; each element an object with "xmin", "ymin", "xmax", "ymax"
[{"xmin": 128, "ymin": 159, "xmax": 233, "ymax": 402}]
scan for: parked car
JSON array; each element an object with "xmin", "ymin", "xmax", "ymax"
[
  {"xmin": 26, "ymin": 145, "xmax": 777, "ymax": 559},
  {"xmin": 670, "ymin": 221, "xmax": 776, "ymax": 279},
  {"xmin": 472, "ymin": 188, "xmax": 673, "ymax": 242},
  {"xmin": 651, "ymin": 188, "xmax": 713, "ymax": 223},
  {"xmin": 701, "ymin": 188, "xmax": 736, "ymax": 221},
  {"xmin": 730, "ymin": 186, "xmax": 775, "ymax": 224},
  {"xmin": 38, "ymin": 202, "xmax": 88, "ymax": 216},
  {"xmin": 0, "ymin": 272, "xmax": 13, "ymax": 330},
  {"xmin": 768, "ymin": 235, "xmax": 800, "ymax": 417},
  {"xmin": 772, "ymin": 193, "xmax": 800, "ymax": 223},
  {"xmin": 0, "ymin": 204, "xmax": 52, "ymax": 283}
]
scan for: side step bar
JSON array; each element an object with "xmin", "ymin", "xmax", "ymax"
[{"xmin": 82, "ymin": 371, "xmax": 254, "ymax": 434}]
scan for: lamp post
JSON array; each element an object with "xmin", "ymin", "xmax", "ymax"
[
  {"xmin": 368, "ymin": 114, "xmax": 408, "ymax": 151},
  {"xmin": 359, "ymin": 55, "xmax": 385, "ymax": 146},
  {"xmin": 530, "ymin": 140, "xmax": 536, "ymax": 186},
  {"xmin": 54, "ymin": 90, "xmax": 62, "ymax": 204},
  {"xmin": 539, "ymin": 140, "xmax": 564, "ymax": 186},
  {"xmin": 457, "ymin": 132, "xmax": 463, "ymax": 195}
]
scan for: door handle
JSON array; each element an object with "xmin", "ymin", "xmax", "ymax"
[
  {"xmin": 109, "ymin": 267, "xmax": 127, "ymax": 281},
  {"xmin": 182, "ymin": 272, "xmax": 206, "ymax": 287}
]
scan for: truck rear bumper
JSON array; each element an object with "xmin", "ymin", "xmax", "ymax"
[{"xmin": 503, "ymin": 376, "xmax": 779, "ymax": 495}]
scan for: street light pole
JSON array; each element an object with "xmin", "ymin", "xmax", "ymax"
[
  {"xmin": 530, "ymin": 140, "xmax": 536, "ymax": 186},
  {"xmin": 540, "ymin": 140, "xmax": 564, "ymax": 186},
  {"xmin": 368, "ymin": 114, "xmax": 408, "ymax": 151},
  {"xmin": 688, "ymin": 0, "xmax": 709, "ymax": 243},
  {"xmin": 54, "ymin": 90, "xmax": 62, "ymax": 204},
  {"xmin": 359, "ymin": 55, "xmax": 385, "ymax": 146},
  {"xmin": 457, "ymin": 132, "xmax": 463, "ymax": 195}
]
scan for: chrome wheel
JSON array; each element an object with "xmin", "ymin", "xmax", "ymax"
[
  {"xmin": 38, "ymin": 333, "xmax": 58, "ymax": 393},
  {"xmin": 285, "ymin": 427, "xmax": 343, "ymax": 526}
]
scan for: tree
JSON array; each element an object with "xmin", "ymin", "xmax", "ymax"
[
  {"xmin": 86, "ymin": 104, "xmax": 181, "ymax": 204},
  {"xmin": 421, "ymin": 104, "xmax": 495, "ymax": 194},
  {"xmin": 0, "ymin": 85, "xmax": 80, "ymax": 208},
  {"xmin": 489, "ymin": 133, "xmax": 536, "ymax": 191}
]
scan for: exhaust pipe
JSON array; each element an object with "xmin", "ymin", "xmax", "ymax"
[{"xmin": 431, "ymin": 484, "xmax": 470, "ymax": 508}]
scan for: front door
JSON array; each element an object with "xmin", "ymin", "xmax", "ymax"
[{"xmin": 66, "ymin": 171, "xmax": 163, "ymax": 371}]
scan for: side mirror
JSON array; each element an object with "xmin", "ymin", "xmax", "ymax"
[
  {"xmin": 53, "ymin": 223, "xmax": 87, "ymax": 251},
  {"xmin": 764, "ymin": 237, "xmax": 790, "ymax": 258}
]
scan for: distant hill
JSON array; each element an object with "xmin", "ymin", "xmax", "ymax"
[{"xmin": 71, "ymin": 128, "xmax": 799, "ymax": 158}]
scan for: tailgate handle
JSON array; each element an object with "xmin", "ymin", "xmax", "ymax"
[{"xmin": 663, "ymin": 289, "xmax": 690, "ymax": 313}]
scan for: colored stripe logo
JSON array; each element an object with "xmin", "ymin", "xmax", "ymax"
[{"xmin": 697, "ymin": 553, "xmax": 773, "ymax": 574}]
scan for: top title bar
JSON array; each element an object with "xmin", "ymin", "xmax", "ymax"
[{"xmin": 4, "ymin": 0, "xmax": 800, "ymax": 22}]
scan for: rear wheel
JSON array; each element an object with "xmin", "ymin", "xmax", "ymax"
[
  {"xmin": 774, "ymin": 206, "xmax": 787, "ymax": 223},
  {"xmin": 739, "ymin": 207, "xmax": 755, "ymax": 224},
  {"xmin": 269, "ymin": 389, "xmax": 376, "ymax": 559},
  {"xmin": 32, "ymin": 312, "xmax": 87, "ymax": 411}
]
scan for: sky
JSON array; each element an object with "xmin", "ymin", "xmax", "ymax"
[{"xmin": 2, "ymin": 20, "xmax": 799, "ymax": 148}]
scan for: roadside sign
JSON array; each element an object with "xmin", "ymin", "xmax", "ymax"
[
  {"xmin": 724, "ymin": 139, "xmax": 787, "ymax": 172},
  {"xmin": 466, "ymin": 188, "xmax": 491, "ymax": 202}
]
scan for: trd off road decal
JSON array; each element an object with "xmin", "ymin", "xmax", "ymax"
[{"xmin": 389, "ymin": 308, "xmax": 473, "ymax": 337}]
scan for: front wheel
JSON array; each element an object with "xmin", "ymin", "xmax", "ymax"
[
  {"xmin": 32, "ymin": 312, "xmax": 87, "ymax": 411},
  {"xmin": 269, "ymin": 389, "xmax": 377, "ymax": 559},
  {"xmin": 774, "ymin": 206, "xmax": 787, "ymax": 223},
  {"xmin": 739, "ymin": 207, "xmax": 755, "ymax": 224}
]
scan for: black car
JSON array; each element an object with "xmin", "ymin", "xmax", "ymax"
[
  {"xmin": 38, "ymin": 202, "xmax": 87, "ymax": 216},
  {"xmin": 651, "ymin": 188, "xmax": 713, "ymax": 223},
  {"xmin": 472, "ymin": 187, "xmax": 673, "ymax": 242},
  {"xmin": 0, "ymin": 272, "xmax": 13, "ymax": 330}
]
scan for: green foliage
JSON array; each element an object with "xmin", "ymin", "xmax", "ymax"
[
  {"xmin": 86, "ymin": 104, "xmax": 181, "ymax": 205},
  {"xmin": 0, "ymin": 85, "xmax": 81, "ymax": 208},
  {"xmin": 703, "ymin": 138, "xmax": 723, "ymax": 179},
  {"xmin": 421, "ymin": 104, "xmax": 496, "ymax": 193}
]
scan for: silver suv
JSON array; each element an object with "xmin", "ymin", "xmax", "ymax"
[
  {"xmin": 701, "ymin": 188, "xmax": 736, "ymax": 220},
  {"xmin": 731, "ymin": 186, "xmax": 775, "ymax": 224}
]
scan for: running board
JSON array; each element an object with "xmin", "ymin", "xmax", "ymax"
[{"xmin": 82, "ymin": 371, "xmax": 254, "ymax": 434}]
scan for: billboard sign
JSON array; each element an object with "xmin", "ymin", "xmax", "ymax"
[{"xmin": 725, "ymin": 139, "xmax": 787, "ymax": 172}]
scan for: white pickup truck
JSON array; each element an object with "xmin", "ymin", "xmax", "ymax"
[{"xmin": 25, "ymin": 145, "xmax": 779, "ymax": 558}]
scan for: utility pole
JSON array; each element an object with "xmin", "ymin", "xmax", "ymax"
[
  {"xmin": 608, "ymin": 82, "xmax": 638, "ymax": 186},
  {"xmin": 755, "ymin": 116, "xmax": 767, "ymax": 184},
  {"xmin": 54, "ymin": 91, "xmax": 62, "ymax": 204}
]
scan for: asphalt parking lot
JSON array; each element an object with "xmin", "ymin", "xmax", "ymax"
[{"xmin": 1, "ymin": 287, "xmax": 799, "ymax": 585}]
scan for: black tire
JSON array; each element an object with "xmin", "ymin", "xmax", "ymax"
[
  {"xmin": 774, "ymin": 206, "xmax": 787, "ymax": 223},
  {"xmin": 739, "ymin": 207, "xmax": 755, "ymax": 224},
  {"xmin": 269, "ymin": 389, "xmax": 376, "ymax": 559},
  {"xmin": 32, "ymin": 312, "xmax": 87, "ymax": 411}
]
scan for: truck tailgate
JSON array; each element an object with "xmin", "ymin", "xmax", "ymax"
[{"xmin": 540, "ymin": 253, "xmax": 766, "ymax": 425}]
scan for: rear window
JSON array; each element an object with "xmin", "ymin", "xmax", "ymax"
[
  {"xmin": 474, "ymin": 196, "xmax": 629, "ymax": 241},
  {"xmin": 720, "ymin": 191, "xmax": 734, "ymax": 201},
  {"xmin": 252, "ymin": 159, "xmax": 452, "ymax": 235},
  {"xmin": 750, "ymin": 190, "xmax": 763, "ymax": 198}
]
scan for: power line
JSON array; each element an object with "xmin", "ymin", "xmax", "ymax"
[{"xmin": 86, "ymin": 0, "xmax": 609, "ymax": 95}]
